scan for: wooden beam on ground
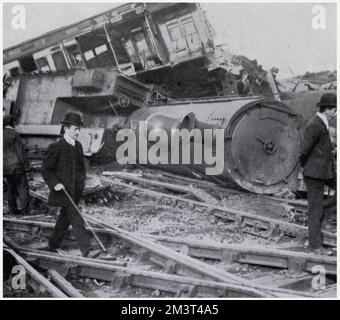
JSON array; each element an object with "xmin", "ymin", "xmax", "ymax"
[
  {"xmin": 4, "ymin": 218, "xmax": 335, "ymax": 276},
  {"xmin": 103, "ymin": 171, "xmax": 208, "ymax": 202},
  {"xmin": 81, "ymin": 214, "xmax": 319, "ymax": 298},
  {"xmin": 4, "ymin": 248, "xmax": 67, "ymax": 298},
  {"xmin": 47, "ymin": 269, "xmax": 84, "ymax": 298},
  {"xmin": 15, "ymin": 249, "xmax": 282, "ymax": 298}
]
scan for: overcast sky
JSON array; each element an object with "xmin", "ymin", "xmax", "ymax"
[{"xmin": 2, "ymin": 1, "xmax": 337, "ymax": 79}]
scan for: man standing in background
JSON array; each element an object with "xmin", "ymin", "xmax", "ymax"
[
  {"xmin": 3, "ymin": 114, "xmax": 31, "ymax": 215},
  {"xmin": 300, "ymin": 93, "xmax": 336, "ymax": 255}
]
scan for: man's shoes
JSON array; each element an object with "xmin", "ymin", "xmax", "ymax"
[{"xmin": 310, "ymin": 247, "xmax": 333, "ymax": 256}]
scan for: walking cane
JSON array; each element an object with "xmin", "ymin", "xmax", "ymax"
[{"xmin": 62, "ymin": 188, "xmax": 107, "ymax": 253}]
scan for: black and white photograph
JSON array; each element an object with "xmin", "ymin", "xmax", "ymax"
[{"xmin": 1, "ymin": 1, "xmax": 337, "ymax": 301}]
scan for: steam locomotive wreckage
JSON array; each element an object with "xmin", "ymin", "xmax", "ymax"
[{"xmin": 3, "ymin": 3, "xmax": 336, "ymax": 298}]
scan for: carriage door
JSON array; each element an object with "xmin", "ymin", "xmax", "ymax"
[
  {"xmin": 132, "ymin": 31, "xmax": 153, "ymax": 68},
  {"xmin": 51, "ymin": 51, "xmax": 68, "ymax": 71}
]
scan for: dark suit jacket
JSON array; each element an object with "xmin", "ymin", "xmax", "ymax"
[
  {"xmin": 42, "ymin": 138, "xmax": 86, "ymax": 207},
  {"xmin": 300, "ymin": 115, "xmax": 334, "ymax": 180},
  {"xmin": 3, "ymin": 127, "xmax": 30, "ymax": 175}
]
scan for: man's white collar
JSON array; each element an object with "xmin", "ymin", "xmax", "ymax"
[
  {"xmin": 316, "ymin": 112, "xmax": 329, "ymax": 130},
  {"xmin": 64, "ymin": 133, "xmax": 75, "ymax": 146}
]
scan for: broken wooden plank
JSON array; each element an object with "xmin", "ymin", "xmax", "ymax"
[
  {"xmin": 47, "ymin": 269, "xmax": 84, "ymax": 298},
  {"xmin": 4, "ymin": 247, "xmax": 67, "ymax": 298},
  {"xmin": 103, "ymin": 171, "xmax": 208, "ymax": 202},
  {"xmin": 5, "ymin": 218, "xmax": 336, "ymax": 276},
  {"xmin": 4, "ymin": 219, "xmax": 319, "ymax": 298}
]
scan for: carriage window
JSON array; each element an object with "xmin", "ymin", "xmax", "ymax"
[
  {"xmin": 181, "ymin": 16, "xmax": 197, "ymax": 35},
  {"xmin": 84, "ymin": 50, "xmax": 95, "ymax": 61},
  {"xmin": 65, "ymin": 44, "xmax": 83, "ymax": 67},
  {"xmin": 19, "ymin": 55, "xmax": 38, "ymax": 73},
  {"xmin": 165, "ymin": 15, "xmax": 200, "ymax": 53},
  {"xmin": 167, "ymin": 21, "xmax": 182, "ymax": 41},
  {"xmin": 95, "ymin": 44, "xmax": 108, "ymax": 55},
  {"xmin": 166, "ymin": 21, "xmax": 186, "ymax": 52},
  {"xmin": 35, "ymin": 57, "xmax": 51, "ymax": 72}
]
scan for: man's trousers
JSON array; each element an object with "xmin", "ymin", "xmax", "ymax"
[
  {"xmin": 49, "ymin": 203, "xmax": 91, "ymax": 256},
  {"xmin": 304, "ymin": 176, "xmax": 326, "ymax": 249},
  {"xmin": 5, "ymin": 173, "xmax": 30, "ymax": 215}
]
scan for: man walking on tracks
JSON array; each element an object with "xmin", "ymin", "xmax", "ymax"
[
  {"xmin": 300, "ymin": 93, "xmax": 336, "ymax": 255},
  {"xmin": 42, "ymin": 112, "xmax": 100, "ymax": 258},
  {"xmin": 3, "ymin": 115, "xmax": 31, "ymax": 215}
]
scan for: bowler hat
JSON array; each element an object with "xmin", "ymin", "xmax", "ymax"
[
  {"xmin": 317, "ymin": 93, "xmax": 337, "ymax": 108},
  {"xmin": 61, "ymin": 112, "xmax": 84, "ymax": 127}
]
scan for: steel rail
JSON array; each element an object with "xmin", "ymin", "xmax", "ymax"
[
  {"xmin": 23, "ymin": 189, "xmax": 331, "ymax": 297},
  {"xmin": 4, "ymin": 218, "xmax": 336, "ymax": 276},
  {"xmin": 79, "ymin": 215, "xmax": 324, "ymax": 297},
  {"xmin": 2, "ymin": 236, "xmax": 268, "ymax": 298},
  {"xmin": 4, "ymin": 234, "xmax": 315, "ymax": 298}
]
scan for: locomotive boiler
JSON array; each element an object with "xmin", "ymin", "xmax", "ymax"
[{"xmin": 123, "ymin": 97, "xmax": 302, "ymax": 194}]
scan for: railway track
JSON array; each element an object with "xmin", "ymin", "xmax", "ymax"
[
  {"xmin": 99, "ymin": 174, "xmax": 336, "ymax": 247},
  {"xmin": 4, "ymin": 170, "xmax": 336, "ymax": 298},
  {"xmin": 4, "ymin": 218, "xmax": 336, "ymax": 276},
  {"xmin": 4, "ymin": 217, "xmax": 336, "ymax": 298},
  {"xmin": 4, "ymin": 236, "xmax": 272, "ymax": 298}
]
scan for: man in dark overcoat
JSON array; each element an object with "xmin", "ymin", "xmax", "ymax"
[
  {"xmin": 300, "ymin": 93, "xmax": 336, "ymax": 255},
  {"xmin": 42, "ymin": 112, "xmax": 98, "ymax": 257},
  {"xmin": 3, "ymin": 115, "xmax": 31, "ymax": 215}
]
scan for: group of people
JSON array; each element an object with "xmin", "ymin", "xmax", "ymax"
[{"xmin": 3, "ymin": 93, "xmax": 337, "ymax": 256}]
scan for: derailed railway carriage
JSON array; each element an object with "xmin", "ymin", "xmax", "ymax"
[
  {"xmin": 3, "ymin": 2, "xmax": 303, "ymax": 195},
  {"xmin": 5, "ymin": 68, "xmax": 302, "ymax": 195}
]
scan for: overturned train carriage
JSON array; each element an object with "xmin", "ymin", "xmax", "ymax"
[
  {"xmin": 6, "ymin": 69, "xmax": 302, "ymax": 194},
  {"xmin": 127, "ymin": 98, "xmax": 302, "ymax": 194}
]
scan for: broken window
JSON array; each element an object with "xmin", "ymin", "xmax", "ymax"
[
  {"xmin": 35, "ymin": 57, "xmax": 51, "ymax": 72},
  {"xmin": 64, "ymin": 43, "xmax": 83, "ymax": 68},
  {"xmin": 19, "ymin": 55, "xmax": 38, "ymax": 73},
  {"xmin": 133, "ymin": 31, "xmax": 154, "ymax": 68},
  {"xmin": 51, "ymin": 51, "xmax": 69, "ymax": 72},
  {"xmin": 122, "ymin": 38, "xmax": 139, "ymax": 64},
  {"xmin": 77, "ymin": 28, "xmax": 117, "ymax": 69}
]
